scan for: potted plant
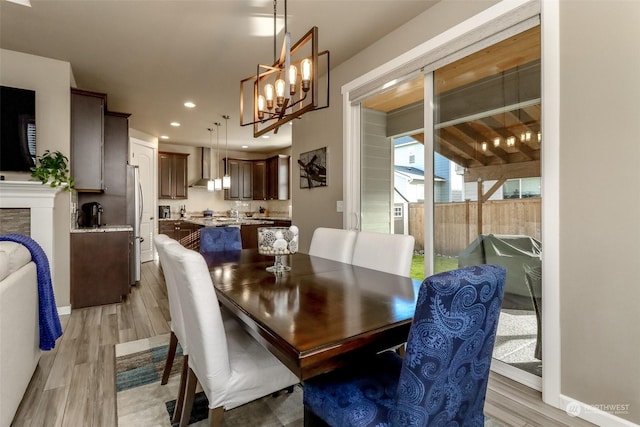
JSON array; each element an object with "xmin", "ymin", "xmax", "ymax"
[{"xmin": 30, "ymin": 150, "xmax": 75, "ymax": 191}]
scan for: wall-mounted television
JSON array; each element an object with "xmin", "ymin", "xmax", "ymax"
[{"xmin": 0, "ymin": 85, "xmax": 36, "ymax": 172}]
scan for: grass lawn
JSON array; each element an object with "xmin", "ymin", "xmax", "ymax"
[{"xmin": 410, "ymin": 254, "xmax": 459, "ymax": 281}]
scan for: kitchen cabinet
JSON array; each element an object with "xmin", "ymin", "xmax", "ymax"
[
  {"xmin": 240, "ymin": 224, "xmax": 259, "ymax": 249},
  {"xmin": 77, "ymin": 111, "xmax": 131, "ymax": 226},
  {"xmin": 252, "ymin": 160, "xmax": 267, "ymax": 200},
  {"xmin": 266, "ymin": 155, "xmax": 290, "ymax": 200},
  {"xmin": 158, "ymin": 220, "xmax": 201, "ymax": 249},
  {"xmin": 159, "ymin": 152, "xmax": 189, "ymax": 199},
  {"xmin": 71, "ymin": 88, "xmax": 106, "ymax": 192},
  {"xmin": 271, "ymin": 219, "xmax": 292, "ymax": 228},
  {"xmin": 71, "ymin": 230, "xmax": 130, "ymax": 308},
  {"xmin": 224, "ymin": 158, "xmax": 253, "ymax": 200}
]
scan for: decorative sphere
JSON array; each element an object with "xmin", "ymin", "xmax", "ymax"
[
  {"xmin": 273, "ymin": 239, "xmax": 288, "ymax": 250},
  {"xmin": 289, "ymin": 225, "xmax": 299, "ymax": 235}
]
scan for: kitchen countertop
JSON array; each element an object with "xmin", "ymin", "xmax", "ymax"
[
  {"xmin": 184, "ymin": 217, "xmax": 276, "ymax": 227},
  {"xmin": 71, "ymin": 225, "xmax": 133, "ymax": 233},
  {"xmin": 158, "ymin": 216, "xmax": 292, "ymax": 222}
]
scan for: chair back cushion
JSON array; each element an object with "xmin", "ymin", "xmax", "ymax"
[
  {"xmin": 154, "ymin": 234, "xmax": 189, "ymax": 353},
  {"xmin": 164, "ymin": 243, "xmax": 231, "ymax": 393},
  {"xmin": 393, "ymin": 264, "xmax": 506, "ymax": 425},
  {"xmin": 308, "ymin": 227, "xmax": 357, "ymax": 263},
  {"xmin": 351, "ymin": 231, "xmax": 415, "ymax": 277},
  {"xmin": 199, "ymin": 226, "xmax": 242, "ymax": 253}
]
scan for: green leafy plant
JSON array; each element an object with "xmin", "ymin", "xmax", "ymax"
[{"xmin": 30, "ymin": 150, "xmax": 75, "ymax": 191}]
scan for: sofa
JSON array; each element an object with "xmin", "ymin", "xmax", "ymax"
[{"xmin": 0, "ymin": 241, "xmax": 41, "ymax": 427}]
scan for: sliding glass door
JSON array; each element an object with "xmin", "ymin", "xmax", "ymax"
[
  {"xmin": 432, "ymin": 26, "xmax": 542, "ymax": 383},
  {"xmin": 351, "ymin": 24, "xmax": 542, "ymax": 387}
]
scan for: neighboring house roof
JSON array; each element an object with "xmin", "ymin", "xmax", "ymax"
[{"xmin": 394, "ymin": 135, "xmax": 420, "ymax": 147}]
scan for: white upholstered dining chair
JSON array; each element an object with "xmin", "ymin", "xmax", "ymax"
[
  {"xmin": 154, "ymin": 234, "xmax": 191, "ymax": 423},
  {"xmin": 308, "ymin": 227, "xmax": 357, "ymax": 263},
  {"xmin": 164, "ymin": 243, "xmax": 300, "ymax": 427},
  {"xmin": 351, "ymin": 231, "xmax": 415, "ymax": 277}
]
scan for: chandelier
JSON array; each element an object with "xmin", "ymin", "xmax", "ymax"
[{"xmin": 240, "ymin": 0, "xmax": 330, "ymax": 138}]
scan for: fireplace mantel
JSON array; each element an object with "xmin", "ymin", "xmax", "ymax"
[{"xmin": 0, "ymin": 180, "xmax": 63, "ymax": 274}]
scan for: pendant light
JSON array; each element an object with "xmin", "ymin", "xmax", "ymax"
[
  {"xmin": 222, "ymin": 115, "xmax": 231, "ymax": 189},
  {"xmin": 214, "ymin": 122, "xmax": 222, "ymax": 191},
  {"xmin": 207, "ymin": 127, "xmax": 215, "ymax": 192}
]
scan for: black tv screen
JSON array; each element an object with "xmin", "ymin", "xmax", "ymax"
[{"xmin": 0, "ymin": 85, "xmax": 36, "ymax": 172}]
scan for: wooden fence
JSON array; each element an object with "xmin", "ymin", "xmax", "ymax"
[{"xmin": 409, "ymin": 198, "xmax": 541, "ymax": 256}]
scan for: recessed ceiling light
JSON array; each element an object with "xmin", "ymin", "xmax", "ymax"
[
  {"xmin": 262, "ymin": 135, "xmax": 270, "ymax": 139},
  {"xmin": 170, "ymin": 122, "xmax": 181, "ymax": 127},
  {"xmin": 184, "ymin": 101, "xmax": 196, "ymax": 108},
  {"xmin": 241, "ymin": 145, "xmax": 249, "ymax": 149},
  {"xmin": 160, "ymin": 135, "xmax": 169, "ymax": 140}
]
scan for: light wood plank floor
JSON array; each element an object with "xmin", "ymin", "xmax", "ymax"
[{"xmin": 11, "ymin": 260, "xmax": 595, "ymax": 427}]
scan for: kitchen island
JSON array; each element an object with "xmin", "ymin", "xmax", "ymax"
[{"xmin": 159, "ymin": 216, "xmax": 292, "ymax": 250}]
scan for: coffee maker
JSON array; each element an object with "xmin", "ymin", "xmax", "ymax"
[{"xmin": 81, "ymin": 202, "xmax": 103, "ymax": 228}]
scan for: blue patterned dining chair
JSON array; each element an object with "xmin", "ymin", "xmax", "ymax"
[
  {"xmin": 199, "ymin": 226, "xmax": 242, "ymax": 253},
  {"xmin": 303, "ymin": 264, "xmax": 506, "ymax": 427}
]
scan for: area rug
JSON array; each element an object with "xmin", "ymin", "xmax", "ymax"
[
  {"xmin": 115, "ymin": 334, "xmax": 304, "ymax": 427},
  {"xmin": 115, "ymin": 334, "xmax": 504, "ymax": 427}
]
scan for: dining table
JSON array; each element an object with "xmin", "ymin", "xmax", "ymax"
[{"xmin": 203, "ymin": 249, "xmax": 422, "ymax": 381}]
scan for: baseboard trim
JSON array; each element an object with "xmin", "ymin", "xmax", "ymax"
[{"xmin": 57, "ymin": 305, "xmax": 71, "ymax": 316}]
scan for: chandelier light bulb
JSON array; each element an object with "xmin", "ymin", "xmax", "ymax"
[
  {"xmin": 507, "ymin": 136, "xmax": 515, "ymax": 147},
  {"xmin": 257, "ymin": 95, "xmax": 266, "ymax": 119},
  {"xmin": 301, "ymin": 58, "xmax": 312, "ymax": 92},
  {"xmin": 289, "ymin": 65, "xmax": 297, "ymax": 95},
  {"xmin": 493, "ymin": 137, "xmax": 500, "ymax": 147},
  {"xmin": 264, "ymin": 84, "xmax": 274, "ymax": 110},
  {"xmin": 275, "ymin": 78, "xmax": 286, "ymax": 107},
  {"xmin": 481, "ymin": 142, "xmax": 487, "ymax": 152}
]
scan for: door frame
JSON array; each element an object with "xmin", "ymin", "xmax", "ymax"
[{"xmin": 130, "ymin": 133, "xmax": 158, "ymax": 263}]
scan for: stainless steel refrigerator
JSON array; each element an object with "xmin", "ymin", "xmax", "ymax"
[{"xmin": 126, "ymin": 164, "xmax": 142, "ymax": 284}]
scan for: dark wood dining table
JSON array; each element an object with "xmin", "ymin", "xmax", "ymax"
[{"xmin": 203, "ymin": 249, "xmax": 422, "ymax": 381}]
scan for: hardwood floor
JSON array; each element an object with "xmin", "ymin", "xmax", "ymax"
[{"xmin": 11, "ymin": 260, "xmax": 594, "ymax": 427}]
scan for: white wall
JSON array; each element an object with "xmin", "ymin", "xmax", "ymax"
[
  {"xmin": 559, "ymin": 1, "xmax": 640, "ymax": 423},
  {"xmin": 0, "ymin": 49, "xmax": 74, "ymax": 308}
]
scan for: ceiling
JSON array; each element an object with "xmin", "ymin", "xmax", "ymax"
[{"xmin": 0, "ymin": 0, "xmax": 439, "ymax": 153}]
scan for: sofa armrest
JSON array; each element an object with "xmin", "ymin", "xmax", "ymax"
[{"xmin": 0, "ymin": 262, "xmax": 40, "ymax": 427}]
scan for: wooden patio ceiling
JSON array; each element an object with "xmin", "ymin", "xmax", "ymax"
[{"xmin": 362, "ymin": 26, "xmax": 541, "ymax": 183}]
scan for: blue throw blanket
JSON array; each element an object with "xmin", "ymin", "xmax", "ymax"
[{"xmin": 0, "ymin": 234, "xmax": 63, "ymax": 350}]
